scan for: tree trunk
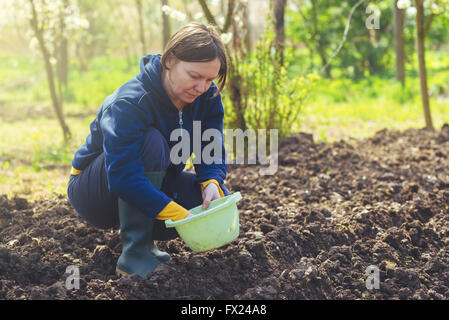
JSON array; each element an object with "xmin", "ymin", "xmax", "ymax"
[
  {"xmin": 229, "ymin": 72, "xmax": 247, "ymax": 130},
  {"xmin": 29, "ymin": 0, "xmax": 71, "ymax": 141},
  {"xmin": 394, "ymin": 0, "xmax": 405, "ymax": 86},
  {"xmin": 161, "ymin": 0, "xmax": 171, "ymax": 49},
  {"xmin": 273, "ymin": 0, "xmax": 286, "ymax": 66},
  {"xmin": 135, "ymin": 0, "xmax": 147, "ymax": 55},
  {"xmin": 75, "ymin": 44, "xmax": 89, "ymax": 71},
  {"xmin": 181, "ymin": 0, "xmax": 194, "ymax": 21},
  {"xmin": 57, "ymin": 0, "xmax": 69, "ymax": 87},
  {"xmin": 415, "ymin": 0, "xmax": 433, "ymax": 129},
  {"xmin": 58, "ymin": 39, "xmax": 68, "ymax": 86},
  {"xmin": 198, "ymin": 0, "xmax": 246, "ymax": 130},
  {"xmin": 243, "ymin": 0, "xmax": 251, "ymax": 53},
  {"xmin": 229, "ymin": 1, "xmax": 247, "ymax": 130},
  {"xmin": 56, "ymin": 0, "xmax": 69, "ymax": 112}
]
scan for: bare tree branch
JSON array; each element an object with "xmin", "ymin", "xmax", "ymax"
[
  {"xmin": 423, "ymin": 12, "xmax": 435, "ymax": 38},
  {"xmin": 222, "ymin": 0, "xmax": 235, "ymax": 33},
  {"xmin": 198, "ymin": 0, "xmax": 234, "ymax": 33},
  {"xmin": 198, "ymin": 0, "xmax": 219, "ymax": 27},
  {"xmin": 321, "ymin": 0, "xmax": 365, "ymax": 74},
  {"xmin": 28, "ymin": 0, "xmax": 72, "ymax": 141}
]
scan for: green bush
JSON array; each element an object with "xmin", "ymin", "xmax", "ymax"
[{"xmin": 227, "ymin": 24, "xmax": 319, "ymax": 141}]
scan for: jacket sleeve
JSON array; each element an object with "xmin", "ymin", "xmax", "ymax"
[
  {"xmin": 193, "ymin": 86, "xmax": 227, "ymax": 190},
  {"xmin": 100, "ymin": 99, "xmax": 173, "ymax": 219},
  {"xmin": 71, "ymin": 112, "xmax": 103, "ymax": 171}
]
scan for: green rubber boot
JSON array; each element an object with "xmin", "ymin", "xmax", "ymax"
[
  {"xmin": 149, "ymin": 241, "xmax": 170, "ymax": 263},
  {"xmin": 116, "ymin": 171, "xmax": 169, "ymax": 277}
]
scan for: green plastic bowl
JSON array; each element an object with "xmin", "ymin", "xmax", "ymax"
[{"xmin": 165, "ymin": 192, "xmax": 242, "ymax": 252}]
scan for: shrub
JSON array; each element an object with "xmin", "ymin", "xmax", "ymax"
[{"xmin": 226, "ymin": 24, "xmax": 319, "ymax": 141}]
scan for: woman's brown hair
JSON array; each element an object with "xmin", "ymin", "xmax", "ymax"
[{"xmin": 161, "ymin": 22, "xmax": 229, "ymax": 96}]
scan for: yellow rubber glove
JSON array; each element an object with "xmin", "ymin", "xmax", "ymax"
[
  {"xmin": 199, "ymin": 179, "xmax": 224, "ymax": 210},
  {"xmin": 156, "ymin": 201, "xmax": 190, "ymax": 221}
]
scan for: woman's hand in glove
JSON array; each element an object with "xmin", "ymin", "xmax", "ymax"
[{"xmin": 201, "ymin": 182, "xmax": 221, "ymax": 210}]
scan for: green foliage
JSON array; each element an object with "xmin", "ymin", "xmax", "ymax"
[
  {"xmin": 287, "ymin": 0, "xmax": 394, "ymax": 78},
  {"xmin": 0, "ymin": 54, "xmax": 43, "ymax": 104},
  {"xmin": 286, "ymin": 0, "xmax": 449, "ymax": 79},
  {"xmin": 0, "ymin": 53, "xmax": 139, "ymax": 110},
  {"xmin": 66, "ymin": 56, "xmax": 139, "ymax": 107}
]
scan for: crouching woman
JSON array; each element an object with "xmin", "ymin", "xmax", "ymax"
[{"xmin": 67, "ymin": 22, "xmax": 231, "ymax": 278}]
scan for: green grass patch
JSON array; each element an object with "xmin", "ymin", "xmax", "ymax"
[
  {"xmin": 65, "ymin": 56, "xmax": 140, "ymax": 108},
  {"xmin": 0, "ymin": 116, "xmax": 91, "ymax": 169},
  {"xmin": 289, "ymin": 50, "xmax": 449, "ymax": 141}
]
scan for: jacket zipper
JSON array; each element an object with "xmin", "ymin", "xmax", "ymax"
[
  {"xmin": 179, "ymin": 111, "xmax": 183, "ymax": 140},
  {"xmin": 178, "ymin": 111, "xmax": 183, "ymax": 129}
]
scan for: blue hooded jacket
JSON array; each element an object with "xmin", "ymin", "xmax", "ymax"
[{"xmin": 71, "ymin": 54, "xmax": 227, "ymax": 219}]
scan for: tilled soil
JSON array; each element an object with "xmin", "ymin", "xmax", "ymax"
[{"xmin": 1, "ymin": 125, "xmax": 449, "ymax": 300}]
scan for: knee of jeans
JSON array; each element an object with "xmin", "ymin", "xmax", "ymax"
[
  {"xmin": 142, "ymin": 127, "xmax": 171, "ymax": 171},
  {"xmin": 67, "ymin": 176, "xmax": 76, "ymax": 207},
  {"xmin": 77, "ymin": 210, "xmax": 118, "ymax": 230}
]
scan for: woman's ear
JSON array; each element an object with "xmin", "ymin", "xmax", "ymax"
[{"xmin": 165, "ymin": 52, "xmax": 177, "ymax": 70}]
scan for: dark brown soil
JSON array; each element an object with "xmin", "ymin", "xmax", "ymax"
[{"xmin": 1, "ymin": 125, "xmax": 449, "ymax": 300}]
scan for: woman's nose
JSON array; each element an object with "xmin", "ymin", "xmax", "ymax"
[{"xmin": 194, "ymin": 80, "xmax": 208, "ymax": 94}]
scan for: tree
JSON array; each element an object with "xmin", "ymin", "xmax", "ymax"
[
  {"xmin": 75, "ymin": 0, "xmax": 118, "ymax": 70},
  {"xmin": 399, "ymin": 0, "xmax": 449, "ymax": 128},
  {"xmin": 18, "ymin": 0, "xmax": 89, "ymax": 141},
  {"xmin": 288, "ymin": 0, "xmax": 393, "ymax": 79},
  {"xmin": 228, "ymin": 0, "xmax": 249, "ymax": 131},
  {"xmin": 27, "ymin": 0, "xmax": 70, "ymax": 141},
  {"xmin": 198, "ymin": 0, "xmax": 318, "ymax": 143},
  {"xmin": 394, "ymin": 0, "xmax": 406, "ymax": 85},
  {"xmin": 135, "ymin": 0, "xmax": 147, "ymax": 54},
  {"xmin": 415, "ymin": 0, "xmax": 433, "ymax": 128},
  {"xmin": 162, "ymin": 0, "xmax": 172, "ymax": 49},
  {"xmin": 198, "ymin": 0, "xmax": 249, "ymax": 130},
  {"xmin": 57, "ymin": 0, "xmax": 69, "ymax": 87},
  {"xmin": 273, "ymin": 0, "xmax": 286, "ymax": 66},
  {"xmin": 240, "ymin": 19, "xmax": 319, "ymax": 140}
]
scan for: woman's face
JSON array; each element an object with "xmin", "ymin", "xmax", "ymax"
[{"xmin": 163, "ymin": 54, "xmax": 221, "ymax": 108}]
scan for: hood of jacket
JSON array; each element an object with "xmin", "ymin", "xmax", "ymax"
[{"xmin": 135, "ymin": 53, "xmax": 181, "ymax": 114}]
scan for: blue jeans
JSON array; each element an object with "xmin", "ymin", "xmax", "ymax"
[{"xmin": 67, "ymin": 127, "xmax": 230, "ymax": 239}]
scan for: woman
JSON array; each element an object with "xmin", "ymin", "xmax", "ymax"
[{"xmin": 67, "ymin": 22, "xmax": 230, "ymax": 278}]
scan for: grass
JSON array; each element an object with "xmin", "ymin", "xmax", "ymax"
[
  {"xmin": 297, "ymin": 78, "xmax": 449, "ymax": 142},
  {"xmin": 0, "ymin": 50, "xmax": 448, "ymax": 200},
  {"xmin": 293, "ymin": 50, "xmax": 449, "ymax": 141},
  {"xmin": 0, "ymin": 115, "xmax": 92, "ymax": 199},
  {"xmin": 0, "ymin": 54, "xmax": 139, "ymax": 200}
]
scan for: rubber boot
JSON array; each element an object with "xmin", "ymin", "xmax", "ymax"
[
  {"xmin": 149, "ymin": 241, "xmax": 170, "ymax": 263},
  {"xmin": 116, "ymin": 171, "xmax": 168, "ymax": 277}
]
